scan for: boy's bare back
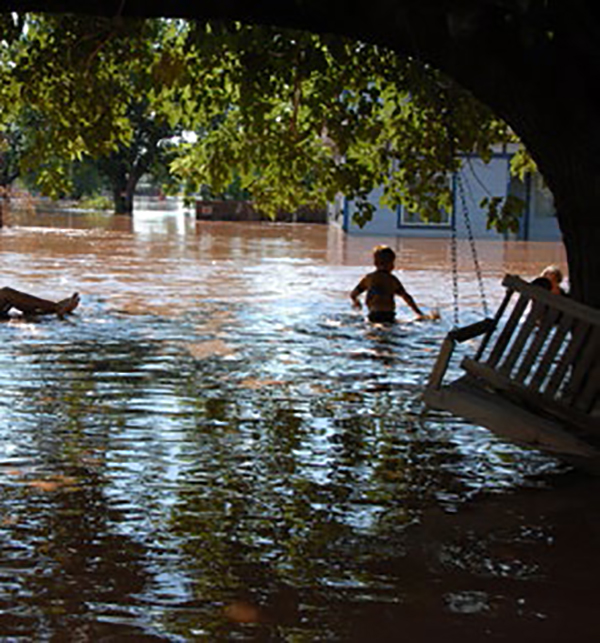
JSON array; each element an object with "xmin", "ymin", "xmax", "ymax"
[{"xmin": 350, "ymin": 245, "xmax": 424, "ymax": 323}]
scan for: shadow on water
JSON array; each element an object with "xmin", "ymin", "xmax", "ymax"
[{"xmin": 1, "ymin": 212, "xmax": 598, "ymax": 642}]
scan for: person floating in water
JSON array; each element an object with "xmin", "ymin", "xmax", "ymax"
[
  {"xmin": 350, "ymin": 245, "xmax": 425, "ymax": 323},
  {"xmin": 0, "ymin": 287, "xmax": 79, "ymax": 319}
]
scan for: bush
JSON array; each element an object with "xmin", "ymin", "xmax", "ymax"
[{"xmin": 78, "ymin": 194, "xmax": 113, "ymax": 211}]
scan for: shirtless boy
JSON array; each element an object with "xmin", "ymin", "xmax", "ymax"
[{"xmin": 350, "ymin": 245, "xmax": 424, "ymax": 323}]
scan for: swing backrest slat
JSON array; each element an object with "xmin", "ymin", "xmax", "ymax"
[{"xmin": 462, "ymin": 275, "xmax": 600, "ymax": 430}]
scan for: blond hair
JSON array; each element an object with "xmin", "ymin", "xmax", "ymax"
[{"xmin": 541, "ymin": 265, "xmax": 563, "ymax": 283}]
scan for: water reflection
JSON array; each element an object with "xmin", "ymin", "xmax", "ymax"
[{"xmin": 2, "ymin": 210, "xmax": 597, "ymax": 642}]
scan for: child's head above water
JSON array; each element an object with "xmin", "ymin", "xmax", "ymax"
[
  {"xmin": 373, "ymin": 245, "xmax": 396, "ymax": 271},
  {"xmin": 541, "ymin": 265, "xmax": 563, "ymax": 285}
]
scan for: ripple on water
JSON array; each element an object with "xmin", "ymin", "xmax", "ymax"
[{"xmin": 0, "ymin": 221, "xmax": 584, "ymax": 642}]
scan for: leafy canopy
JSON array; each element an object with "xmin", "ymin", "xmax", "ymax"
[{"xmin": 2, "ymin": 14, "xmax": 523, "ymax": 226}]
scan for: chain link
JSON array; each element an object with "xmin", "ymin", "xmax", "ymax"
[
  {"xmin": 456, "ymin": 172, "xmax": 489, "ymax": 318},
  {"xmin": 450, "ymin": 184, "xmax": 460, "ymax": 328},
  {"xmin": 443, "ymin": 107, "xmax": 488, "ymax": 325}
]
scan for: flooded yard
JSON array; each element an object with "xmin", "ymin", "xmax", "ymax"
[{"xmin": 1, "ymin": 208, "xmax": 598, "ymax": 642}]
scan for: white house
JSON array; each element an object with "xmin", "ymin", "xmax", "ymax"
[{"xmin": 329, "ymin": 150, "xmax": 561, "ymax": 241}]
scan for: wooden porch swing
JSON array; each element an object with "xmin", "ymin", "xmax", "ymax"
[{"xmin": 423, "ymin": 178, "xmax": 600, "ymax": 471}]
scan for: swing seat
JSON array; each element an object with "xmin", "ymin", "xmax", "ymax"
[{"xmin": 423, "ymin": 274, "xmax": 600, "ymax": 471}]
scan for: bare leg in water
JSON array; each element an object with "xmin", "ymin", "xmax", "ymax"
[{"xmin": 0, "ymin": 287, "xmax": 80, "ymax": 318}]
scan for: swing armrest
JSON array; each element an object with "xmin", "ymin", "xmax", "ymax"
[
  {"xmin": 447, "ymin": 318, "xmax": 496, "ymax": 343},
  {"xmin": 426, "ymin": 318, "xmax": 496, "ymax": 392},
  {"xmin": 426, "ymin": 337, "xmax": 455, "ymax": 390}
]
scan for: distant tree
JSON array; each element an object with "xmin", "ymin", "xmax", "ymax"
[
  {"xmin": 94, "ymin": 101, "xmax": 182, "ymax": 214},
  {"xmin": 0, "ymin": 126, "xmax": 21, "ymax": 188},
  {"xmin": 69, "ymin": 159, "xmax": 105, "ymax": 200},
  {"xmin": 5, "ymin": 14, "xmax": 185, "ymax": 213},
  {"xmin": 0, "ymin": 115, "xmax": 34, "ymax": 226},
  {"xmin": 0, "ymin": 13, "xmax": 25, "ymax": 225}
]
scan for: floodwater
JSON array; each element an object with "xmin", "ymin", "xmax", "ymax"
[{"xmin": 1, "ymin": 207, "xmax": 598, "ymax": 642}]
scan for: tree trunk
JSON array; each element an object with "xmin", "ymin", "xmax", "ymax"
[
  {"xmin": 415, "ymin": 12, "xmax": 600, "ymax": 311},
  {"xmin": 556, "ymin": 204, "xmax": 600, "ymax": 309},
  {"xmin": 111, "ymin": 163, "xmax": 145, "ymax": 216},
  {"xmin": 0, "ymin": 188, "xmax": 9, "ymax": 228},
  {"xmin": 113, "ymin": 182, "xmax": 134, "ymax": 215},
  {"xmin": 523, "ymin": 134, "xmax": 600, "ymax": 309}
]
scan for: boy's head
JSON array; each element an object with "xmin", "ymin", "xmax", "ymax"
[{"xmin": 373, "ymin": 245, "xmax": 396, "ymax": 271}]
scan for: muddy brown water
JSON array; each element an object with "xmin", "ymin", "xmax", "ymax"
[{"xmin": 1, "ymin": 208, "xmax": 598, "ymax": 642}]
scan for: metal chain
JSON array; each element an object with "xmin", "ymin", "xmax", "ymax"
[
  {"xmin": 443, "ymin": 107, "xmax": 487, "ymax": 325},
  {"xmin": 450, "ymin": 179, "xmax": 460, "ymax": 328},
  {"xmin": 442, "ymin": 106, "xmax": 461, "ymax": 328},
  {"xmin": 456, "ymin": 172, "xmax": 489, "ymax": 318}
]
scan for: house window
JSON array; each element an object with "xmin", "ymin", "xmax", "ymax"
[
  {"xmin": 398, "ymin": 204, "xmax": 451, "ymax": 227},
  {"xmin": 530, "ymin": 173, "xmax": 556, "ymax": 218},
  {"xmin": 396, "ymin": 173, "xmax": 454, "ymax": 228}
]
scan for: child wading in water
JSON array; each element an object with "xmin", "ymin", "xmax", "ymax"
[{"xmin": 350, "ymin": 245, "xmax": 425, "ymax": 323}]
